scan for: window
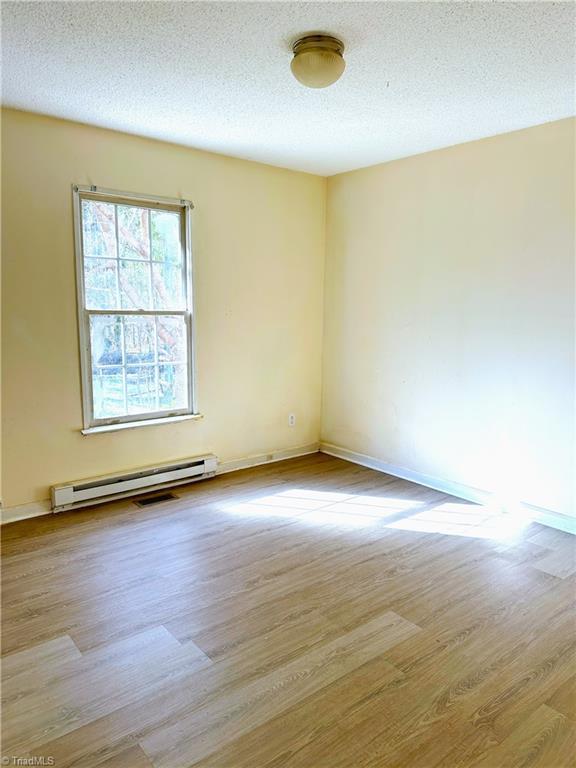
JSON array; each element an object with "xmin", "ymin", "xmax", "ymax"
[{"xmin": 73, "ymin": 186, "xmax": 196, "ymax": 431}]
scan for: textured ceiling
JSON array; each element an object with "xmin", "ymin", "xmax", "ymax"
[{"xmin": 2, "ymin": 1, "xmax": 574, "ymax": 175}]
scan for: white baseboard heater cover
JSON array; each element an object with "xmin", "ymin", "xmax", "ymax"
[{"xmin": 51, "ymin": 454, "xmax": 218, "ymax": 513}]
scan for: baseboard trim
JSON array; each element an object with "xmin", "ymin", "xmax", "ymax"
[
  {"xmin": 1, "ymin": 499, "xmax": 52, "ymax": 525},
  {"xmin": 320, "ymin": 442, "xmax": 575, "ymax": 535},
  {"xmin": 0, "ymin": 444, "xmax": 321, "ymax": 526},
  {"xmin": 216, "ymin": 443, "xmax": 320, "ymax": 475},
  {"xmin": 525, "ymin": 506, "xmax": 576, "ymax": 535},
  {"xmin": 320, "ymin": 442, "xmax": 492, "ymax": 504}
]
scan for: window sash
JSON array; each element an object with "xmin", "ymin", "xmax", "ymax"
[{"xmin": 73, "ymin": 185, "xmax": 196, "ymax": 429}]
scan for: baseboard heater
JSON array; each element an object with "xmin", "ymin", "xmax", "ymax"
[{"xmin": 51, "ymin": 454, "xmax": 218, "ymax": 513}]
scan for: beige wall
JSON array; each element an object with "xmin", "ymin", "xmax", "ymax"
[
  {"xmin": 2, "ymin": 111, "xmax": 573, "ymax": 518},
  {"xmin": 1, "ymin": 109, "xmax": 326, "ymax": 507},
  {"xmin": 322, "ymin": 119, "xmax": 575, "ymax": 518}
]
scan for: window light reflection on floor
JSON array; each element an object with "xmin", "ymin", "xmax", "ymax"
[{"xmin": 221, "ymin": 488, "xmax": 529, "ymax": 539}]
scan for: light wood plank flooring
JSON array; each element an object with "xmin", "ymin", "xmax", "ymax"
[{"xmin": 1, "ymin": 453, "xmax": 575, "ymax": 767}]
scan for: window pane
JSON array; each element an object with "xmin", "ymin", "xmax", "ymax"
[
  {"xmin": 92, "ymin": 366, "xmax": 125, "ymax": 419},
  {"xmin": 117, "ymin": 206, "xmax": 150, "ymax": 260},
  {"xmin": 123, "ymin": 316, "xmax": 156, "ymax": 365},
  {"xmin": 85, "ymin": 258, "xmax": 118, "ymax": 309},
  {"xmin": 88, "ymin": 315, "xmax": 191, "ymax": 420},
  {"xmin": 152, "ymin": 262, "xmax": 185, "ymax": 310},
  {"xmin": 90, "ymin": 315, "xmax": 123, "ymax": 367},
  {"xmin": 126, "ymin": 365, "xmax": 157, "ymax": 414},
  {"xmin": 80, "ymin": 194, "xmax": 192, "ymax": 425},
  {"xmin": 124, "ymin": 317, "xmax": 156, "ymax": 365},
  {"xmin": 120, "ymin": 260, "xmax": 151, "ymax": 309},
  {"xmin": 82, "ymin": 201, "xmax": 116, "ymax": 259},
  {"xmin": 159, "ymin": 364, "xmax": 188, "ymax": 410},
  {"xmin": 157, "ymin": 316, "xmax": 187, "ymax": 363},
  {"xmin": 151, "ymin": 211, "xmax": 181, "ymax": 263}
]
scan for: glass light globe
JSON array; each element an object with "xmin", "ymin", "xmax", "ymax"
[{"xmin": 291, "ymin": 35, "xmax": 346, "ymax": 89}]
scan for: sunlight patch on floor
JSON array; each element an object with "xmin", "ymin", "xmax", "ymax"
[
  {"xmin": 222, "ymin": 489, "xmax": 423, "ymax": 528},
  {"xmin": 385, "ymin": 501, "xmax": 528, "ymax": 540},
  {"xmin": 220, "ymin": 488, "xmax": 530, "ymax": 539}
]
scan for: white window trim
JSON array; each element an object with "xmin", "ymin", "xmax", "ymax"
[
  {"xmin": 81, "ymin": 413, "xmax": 203, "ymax": 435},
  {"xmin": 72, "ymin": 184, "xmax": 199, "ymax": 431}
]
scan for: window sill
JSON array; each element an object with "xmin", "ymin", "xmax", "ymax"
[{"xmin": 81, "ymin": 414, "xmax": 203, "ymax": 435}]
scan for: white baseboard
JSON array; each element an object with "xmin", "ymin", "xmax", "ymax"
[
  {"xmin": 320, "ymin": 442, "xmax": 491, "ymax": 504},
  {"xmin": 320, "ymin": 442, "xmax": 575, "ymax": 535},
  {"xmin": 0, "ymin": 444, "xmax": 320, "ymax": 526},
  {"xmin": 1, "ymin": 499, "xmax": 52, "ymax": 525},
  {"xmin": 216, "ymin": 443, "xmax": 320, "ymax": 475},
  {"xmin": 525, "ymin": 506, "xmax": 576, "ymax": 535}
]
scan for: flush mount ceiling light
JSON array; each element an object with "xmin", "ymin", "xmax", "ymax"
[{"xmin": 290, "ymin": 34, "xmax": 345, "ymax": 89}]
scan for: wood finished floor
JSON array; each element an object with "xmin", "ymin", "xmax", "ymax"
[{"xmin": 1, "ymin": 453, "xmax": 575, "ymax": 768}]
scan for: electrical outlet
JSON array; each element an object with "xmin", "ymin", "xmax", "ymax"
[{"xmin": 288, "ymin": 413, "xmax": 296, "ymax": 427}]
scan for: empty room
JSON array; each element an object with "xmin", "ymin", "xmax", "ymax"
[{"xmin": 1, "ymin": 1, "xmax": 575, "ymax": 766}]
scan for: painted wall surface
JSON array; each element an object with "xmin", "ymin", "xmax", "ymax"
[
  {"xmin": 1, "ymin": 109, "xmax": 326, "ymax": 507},
  {"xmin": 2, "ymin": 111, "xmax": 573, "ymax": 517},
  {"xmin": 322, "ymin": 119, "xmax": 575, "ymax": 517}
]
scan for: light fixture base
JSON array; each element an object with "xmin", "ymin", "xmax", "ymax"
[{"xmin": 292, "ymin": 34, "xmax": 345, "ymax": 56}]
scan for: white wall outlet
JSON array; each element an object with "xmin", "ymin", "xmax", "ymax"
[{"xmin": 288, "ymin": 413, "xmax": 296, "ymax": 427}]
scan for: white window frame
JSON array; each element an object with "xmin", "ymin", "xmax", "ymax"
[{"xmin": 72, "ymin": 185, "xmax": 198, "ymax": 432}]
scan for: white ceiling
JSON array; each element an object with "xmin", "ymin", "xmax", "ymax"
[{"xmin": 2, "ymin": 1, "xmax": 574, "ymax": 175}]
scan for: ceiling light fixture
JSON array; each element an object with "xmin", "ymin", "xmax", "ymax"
[{"xmin": 290, "ymin": 34, "xmax": 345, "ymax": 89}]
